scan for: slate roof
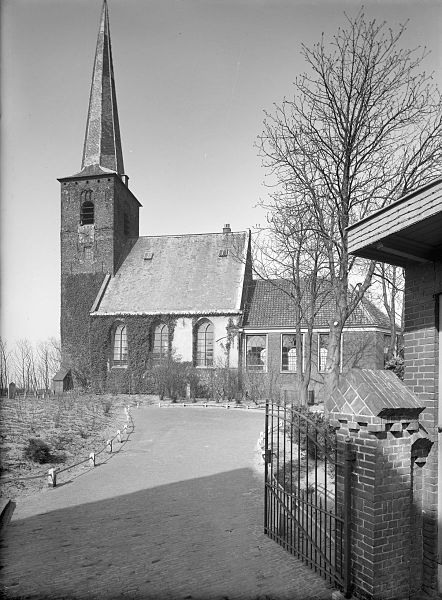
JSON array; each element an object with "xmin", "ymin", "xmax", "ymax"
[
  {"xmin": 93, "ymin": 231, "xmax": 249, "ymax": 315},
  {"xmin": 242, "ymin": 279, "xmax": 390, "ymax": 329},
  {"xmin": 52, "ymin": 367, "xmax": 71, "ymax": 382},
  {"xmin": 81, "ymin": 0, "xmax": 125, "ymax": 175}
]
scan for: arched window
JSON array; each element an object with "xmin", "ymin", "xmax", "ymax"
[
  {"xmin": 113, "ymin": 324, "xmax": 128, "ymax": 366},
  {"xmin": 152, "ymin": 323, "xmax": 169, "ymax": 360},
  {"xmin": 80, "ymin": 201, "xmax": 94, "ymax": 225},
  {"xmin": 196, "ymin": 320, "xmax": 214, "ymax": 367}
]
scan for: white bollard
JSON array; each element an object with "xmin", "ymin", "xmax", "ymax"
[
  {"xmin": 89, "ymin": 452, "xmax": 96, "ymax": 467},
  {"xmin": 47, "ymin": 468, "xmax": 57, "ymax": 488}
]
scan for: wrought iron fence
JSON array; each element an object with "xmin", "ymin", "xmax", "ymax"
[{"xmin": 264, "ymin": 402, "xmax": 353, "ymax": 597}]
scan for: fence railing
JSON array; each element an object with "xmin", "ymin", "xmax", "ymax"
[
  {"xmin": 1, "ymin": 405, "xmax": 134, "ymax": 489},
  {"xmin": 158, "ymin": 399, "xmax": 268, "ymax": 411}
]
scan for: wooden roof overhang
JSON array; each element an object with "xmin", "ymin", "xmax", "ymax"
[{"xmin": 347, "ymin": 179, "xmax": 442, "ymax": 267}]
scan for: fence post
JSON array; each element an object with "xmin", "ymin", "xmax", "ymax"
[
  {"xmin": 89, "ymin": 452, "xmax": 95, "ymax": 467},
  {"xmin": 47, "ymin": 468, "xmax": 57, "ymax": 487},
  {"xmin": 343, "ymin": 438, "xmax": 354, "ymax": 598},
  {"xmin": 326, "ymin": 369, "xmax": 425, "ymax": 600},
  {"xmin": 107, "ymin": 439, "xmax": 112, "ymax": 453},
  {"xmin": 264, "ymin": 402, "xmax": 269, "ymax": 534}
]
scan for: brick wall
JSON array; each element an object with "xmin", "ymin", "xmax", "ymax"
[
  {"xmin": 327, "ymin": 369, "xmax": 427, "ymax": 599},
  {"xmin": 60, "ymin": 175, "xmax": 139, "ymax": 278},
  {"xmin": 246, "ymin": 329, "xmax": 386, "ymax": 403},
  {"xmin": 335, "ymin": 421, "xmax": 419, "ymax": 599},
  {"xmin": 403, "ymin": 261, "xmax": 442, "ymax": 595},
  {"xmin": 60, "ymin": 174, "xmax": 140, "ymax": 383}
]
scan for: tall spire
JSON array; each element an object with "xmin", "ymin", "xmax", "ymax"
[{"xmin": 81, "ymin": 0, "xmax": 124, "ymax": 175}]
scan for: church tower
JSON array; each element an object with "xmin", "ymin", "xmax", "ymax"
[{"xmin": 58, "ymin": 1, "xmax": 141, "ymax": 382}]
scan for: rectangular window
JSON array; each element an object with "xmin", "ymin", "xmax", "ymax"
[
  {"xmin": 246, "ymin": 335, "xmax": 267, "ymax": 372},
  {"xmin": 318, "ymin": 333, "xmax": 329, "ymax": 372},
  {"xmin": 281, "ymin": 334, "xmax": 303, "ymax": 372}
]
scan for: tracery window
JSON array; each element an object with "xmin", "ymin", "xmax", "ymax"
[
  {"xmin": 196, "ymin": 320, "xmax": 214, "ymax": 367},
  {"xmin": 113, "ymin": 324, "xmax": 128, "ymax": 366},
  {"xmin": 152, "ymin": 324, "xmax": 169, "ymax": 360}
]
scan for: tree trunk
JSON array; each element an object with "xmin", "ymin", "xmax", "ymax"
[{"xmin": 324, "ymin": 319, "xmax": 344, "ymax": 401}]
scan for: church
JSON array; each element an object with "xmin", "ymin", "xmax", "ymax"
[{"xmin": 57, "ymin": 1, "xmax": 390, "ymax": 400}]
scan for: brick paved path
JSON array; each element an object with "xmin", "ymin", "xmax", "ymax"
[{"xmin": 1, "ymin": 406, "xmax": 333, "ymax": 600}]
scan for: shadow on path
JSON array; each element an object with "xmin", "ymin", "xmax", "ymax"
[{"xmin": 1, "ymin": 467, "xmax": 332, "ymax": 600}]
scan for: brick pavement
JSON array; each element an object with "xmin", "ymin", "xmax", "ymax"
[{"xmin": 0, "ymin": 406, "xmax": 333, "ymax": 599}]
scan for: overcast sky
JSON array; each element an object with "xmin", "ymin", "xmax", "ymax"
[{"xmin": 1, "ymin": 0, "xmax": 441, "ymax": 347}]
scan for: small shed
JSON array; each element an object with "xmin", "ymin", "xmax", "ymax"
[{"xmin": 52, "ymin": 368, "xmax": 73, "ymax": 393}]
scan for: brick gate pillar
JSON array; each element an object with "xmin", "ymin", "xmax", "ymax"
[{"xmin": 326, "ymin": 369, "xmax": 429, "ymax": 600}]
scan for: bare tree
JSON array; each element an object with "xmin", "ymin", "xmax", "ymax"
[
  {"xmin": 258, "ymin": 11, "xmax": 442, "ymax": 395},
  {"xmin": 372, "ymin": 264, "xmax": 404, "ymax": 359},
  {"xmin": 48, "ymin": 337, "xmax": 62, "ymax": 378},
  {"xmin": 13, "ymin": 339, "xmax": 40, "ymax": 395},
  {"xmin": 253, "ymin": 199, "xmax": 331, "ymax": 405},
  {"xmin": 13, "ymin": 339, "xmax": 31, "ymax": 392},
  {"xmin": 37, "ymin": 341, "xmax": 53, "ymax": 392},
  {"xmin": 0, "ymin": 337, "xmax": 11, "ymax": 393}
]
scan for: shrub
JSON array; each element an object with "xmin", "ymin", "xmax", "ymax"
[
  {"xmin": 242, "ymin": 371, "xmax": 282, "ymax": 404},
  {"xmin": 101, "ymin": 399, "xmax": 112, "ymax": 415},
  {"xmin": 146, "ymin": 355, "xmax": 198, "ymax": 401},
  {"xmin": 287, "ymin": 406, "xmax": 336, "ymax": 461},
  {"xmin": 204, "ymin": 364, "xmax": 240, "ymax": 402},
  {"xmin": 24, "ymin": 438, "xmax": 53, "ymax": 464},
  {"xmin": 385, "ymin": 351, "xmax": 404, "ymax": 380}
]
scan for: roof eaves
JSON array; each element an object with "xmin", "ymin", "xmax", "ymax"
[
  {"xmin": 90, "ymin": 273, "xmax": 111, "ymax": 313},
  {"xmin": 91, "ymin": 309, "xmax": 243, "ymax": 317},
  {"xmin": 347, "ymin": 177, "xmax": 442, "ymax": 233},
  {"xmin": 235, "ymin": 231, "xmax": 250, "ymax": 311}
]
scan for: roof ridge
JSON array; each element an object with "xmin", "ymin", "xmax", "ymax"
[{"xmin": 136, "ymin": 231, "xmax": 247, "ymax": 239}]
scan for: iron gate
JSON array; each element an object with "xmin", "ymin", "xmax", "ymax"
[{"xmin": 264, "ymin": 402, "xmax": 353, "ymax": 597}]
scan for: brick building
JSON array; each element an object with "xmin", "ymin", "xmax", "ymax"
[
  {"xmin": 58, "ymin": 1, "xmax": 389, "ymax": 401},
  {"xmin": 347, "ymin": 179, "xmax": 442, "ymax": 597},
  {"xmin": 241, "ymin": 279, "xmax": 390, "ymax": 403}
]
